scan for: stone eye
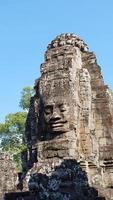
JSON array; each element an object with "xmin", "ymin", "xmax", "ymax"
[
  {"xmin": 59, "ymin": 104, "xmax": 66, "ymax": 112},
  {"xmin": 44, "ymin": 106, "xmax": 52, "ymax": 115}
]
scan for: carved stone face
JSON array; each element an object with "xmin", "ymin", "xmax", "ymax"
[{"xmin": 43, "ymin": 100, "xmax": 71, "ymax": 134}]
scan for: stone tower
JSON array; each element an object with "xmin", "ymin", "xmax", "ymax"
[{"xmin": 21, "ymin": 33, "xmax": 113, "ymax": 200}]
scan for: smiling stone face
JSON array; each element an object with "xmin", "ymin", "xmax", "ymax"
[
  {"xmin": 20, "ymin": 34, "xmax": 113, "ymax": 200},
  {"xmin": 43, "ymin": 100, "xmax": 71, "ymax": 134}
]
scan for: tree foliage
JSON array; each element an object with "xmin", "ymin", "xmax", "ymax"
[
  {"xmin": 0, "ymin": 86, "xmax": 33, "ymax": 170},
  {"xmin": 0, "ymin": 112, "xmax": 27, "ymax": 169},
  {"xmin": 19, "ymin": 86, "xmax": 34, "ymax": 111},
  {"xmin": 0, "ymin": 86, "xmax": 33, "ymax": 135},
  {"xmin": 0, "ymin": 132, "xmax": 27, "ymax": 171},
  {"xmin": 0, "ymin": 112, "xmax": 27, "ymax": 134},
  {"xmin": 1, "ymin": 132, "xmax": 26, "ymax": 153}
]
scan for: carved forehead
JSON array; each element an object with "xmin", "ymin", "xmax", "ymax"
[{"xmin": 42, "ymin": 98, "xmax": 71, "ymax": 106}]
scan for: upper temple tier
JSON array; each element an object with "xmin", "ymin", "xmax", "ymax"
[
  {"xmin": 47, "ymin": 33, "xmax": 89, "ymax": 51},
  {"xmin": 44, "ymin": 33, "xmax": 89, "ymax": 63},
  {"xmin": 26, "ymin": 33, "xmax": 113, "ymax": 163}
]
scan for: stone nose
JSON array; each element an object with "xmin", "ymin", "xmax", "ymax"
[{"xmin": 51, "ymin": 110, "xmax": 61, "ymax": 121}]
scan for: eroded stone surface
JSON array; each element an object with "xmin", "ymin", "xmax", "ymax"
[
  {"xmin": 0, "ymin": 153, "xmax": 17, "ymax": 199},
  {"xmin": 21, "ymin": 33, "xmax": 113, "ymax": 200},
  {"xmin": 3, "ymin": 33, "xmax": 113, "ymax": 200}
]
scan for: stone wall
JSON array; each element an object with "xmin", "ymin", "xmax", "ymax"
[{"xmin": 0, "ymin": 153, "xmax": 17, "ymax": 199}]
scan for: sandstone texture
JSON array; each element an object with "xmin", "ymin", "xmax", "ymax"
[
  {"xmin": 0, "ymin": 153, "xmax": 17, "ymax": 199},
  {"xmin": 3, "ymin": 33, "xmax": 113, "ymax": 199}
]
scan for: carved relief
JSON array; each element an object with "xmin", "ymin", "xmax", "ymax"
[{"xmin": 17, "ymin": 33, "xmax": 113, "ymax": 200}]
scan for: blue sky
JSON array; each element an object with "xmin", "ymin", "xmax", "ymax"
[{"xmin": 0, "ymin": 0, "xmax": 113, "ymax": 122}]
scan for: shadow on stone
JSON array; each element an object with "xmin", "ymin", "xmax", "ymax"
[
  {"xmin": 4, "ymin": 191, "xmax": 36, "ymax": 200},
  {"xmin": 27, "ymin": 159, "xmax": 106, "ymax": 200},
  {"xmin": 4, "ymin": 159, "xmax": 106, "ymax": 200}
]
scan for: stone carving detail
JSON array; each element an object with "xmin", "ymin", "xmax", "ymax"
[
  {"xmin": 28, "ymin": 159, "xmax": 105, "ymax": 200},
  {"xmin": 22, "ymin": 33, "xmax": 113, "ymax": 200},
  {"xmin": 0, "ymin": 153, "xmax": 17, "ymax": 199},
  {"xmin": 4, "ymin": 33, "xmax": 113, "ymax": 199}
]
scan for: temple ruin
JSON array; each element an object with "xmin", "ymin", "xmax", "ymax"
[{"xmin": 3, "ymin": 33, "xmax": 113, "ymax": 199}]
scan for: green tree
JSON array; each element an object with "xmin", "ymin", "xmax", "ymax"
[
  {"xmin": 1, "ymin": 131, "xmax": 26, "ymax": 153},
  {"xmin": 0, "ymin": 123, "xmax": 8, "ymax": 133},
  {"xmin": 0, "ymin": 86, "xmax": 33, "ymax": 170},
  {"xmin": 0, "ymin": 112, "xmax": 27, "ymax": 170},
  {"xmin": 19, "ymin": 86, "xmax": 34, "ymax": 111},
  {"xmin": 0, "ymin": 132, "xmax": 27, "ymax": 171},
  {"xmin": 0, "ymin": 112, "xmax": 27, "ymax": 134}
]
